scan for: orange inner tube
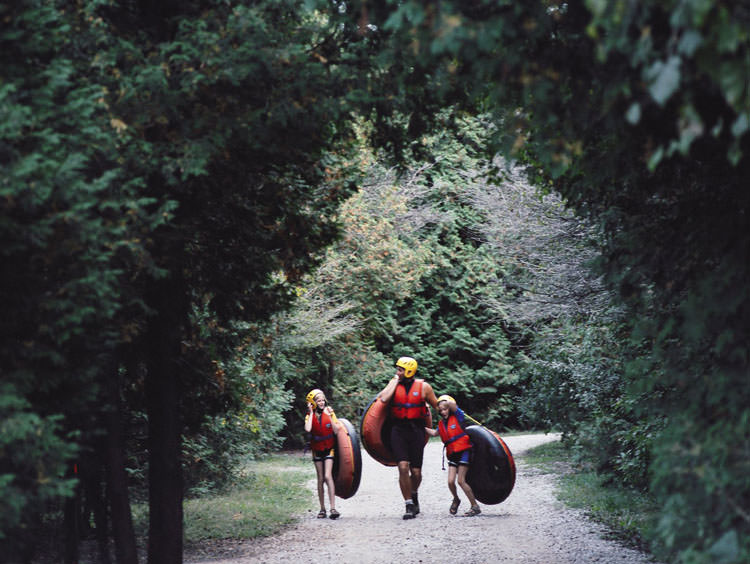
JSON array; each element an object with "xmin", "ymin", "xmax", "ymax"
[
  {"xmin": 333, "ymin": 418, "xmax": 362, "ymax": 499},
  {"xmin": 360, "ymin": 396, "xmax": 432, "ymax": 467}
]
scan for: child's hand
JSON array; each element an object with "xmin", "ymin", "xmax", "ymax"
[{"xmin": 324, "ymin": 406, "xmax": 334, "ymax": 416}]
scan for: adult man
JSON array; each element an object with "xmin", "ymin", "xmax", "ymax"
[{"xmin": 377, "ymin": 356, "xmax": 439, "ymax": 519}]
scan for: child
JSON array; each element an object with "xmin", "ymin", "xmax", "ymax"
[
  {"xmin": 304, "ymin": 388, "xmax": 341, "ymax": 519},
  {"xmin": 425, "ymin": 394, "xmax": 481, "ymax": 516}
]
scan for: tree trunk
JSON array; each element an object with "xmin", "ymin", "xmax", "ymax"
[
  {"xmin": 145, "ymin": 274, "xmax": 185, "ymax": 564},
  {"xmin": 79, "ymin": 450, "xmax": 112, "ymax": 564},
  {"xmin": 104, "ymin": 364, "xmax": 138, "ymax": 564},
  {"xmin": 63, "ymin": 475, "xmax": 80, "ymax": 564}
]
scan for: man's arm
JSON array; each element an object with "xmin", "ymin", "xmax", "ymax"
[
  {"xmin": 422, "ymin": 381, "xmax": 439, "ymax": 410},
  {"xmin": 378, "ymin": 376, "xmax": 399, "ymax": 403}
]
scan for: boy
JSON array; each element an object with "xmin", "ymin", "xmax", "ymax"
[{"xmin": 425, "ymin": 395, "xmax": 481, "ymax": 516}]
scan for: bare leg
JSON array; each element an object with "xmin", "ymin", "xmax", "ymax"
[
  {"xmin": 457, "ymin": 465, "xmax": 478, "ymax": 507},
  {"xmin": 314, "ymin": 460, "xmax": 326, "ymax": 511},
  {"xmin": 410, "ymin": 466, "xmax": 422, "ymax": 496},
  {"xmin": 447, "ymin": 465, "xmax": 459, "ymax": 500},
  {"xmin": 397, "ymin": 461, "xmax": 412, "ymax": 500},
  {"xmin": 323, "ymin": 458, "xmax": 336, "ymax": 511}
]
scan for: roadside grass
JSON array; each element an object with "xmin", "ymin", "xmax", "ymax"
[
  {"xmin": 132, "ymin": 451, "xmax": 314, "ymax": 546},
  {"xmin": 524, "ymin": 440, "xmax": 659, "ymax": 554}
]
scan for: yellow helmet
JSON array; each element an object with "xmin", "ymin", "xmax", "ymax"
[
  {"xmin": 395, "ymin": 356, "xmax": 418, "ymax": 379},
  {"xmin": 437, "ymin": 394, "xmax": 455, "ymax": 404},
  {"xmin": 306, "ymin": 389, "xmax": 324, "ymax": 405}
]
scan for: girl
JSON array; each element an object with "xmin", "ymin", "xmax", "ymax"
[
  {"xmin": 425, "ymin": 394, "xmax": 481, "ymax": 516},
  {"xmin": 304, "ymin": 389, "xmax": 341, "ymax": 519}
]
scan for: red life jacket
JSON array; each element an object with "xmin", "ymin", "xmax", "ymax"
[
  {"xmin": 438, "ymin": 413, "xmax": 472, "ymax": 455},
  {"xmin": 390, "ymin": 379, "xmax": 427, "ymax": 420},
  {"xmin": 310, "ymin": 410, "xmax": 335, "ymax": 451}
]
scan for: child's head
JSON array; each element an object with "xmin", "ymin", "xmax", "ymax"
[
  {"xmin": 436, "ymin": 394, "xmax": 456, "ymax": 418},
  {"xmin": 306, "ymin": 388, "xmax": 327, "ymax": 409}
]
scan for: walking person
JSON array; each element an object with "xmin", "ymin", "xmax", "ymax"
[
  {"xmin": 377, "ymin": 356, "xmax": 439, "ymax": 519},
  {"xmin": 304, "ymin": 388, "xmax": 342, "ymax": 519},
  {"xmin": 425, "ymin": 394, "xmax": 481, "ymax": 516}
]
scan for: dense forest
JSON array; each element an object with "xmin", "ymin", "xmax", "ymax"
[{"xmin": 2, "ymin": 1, "xmax": 748, "ymax": 563}]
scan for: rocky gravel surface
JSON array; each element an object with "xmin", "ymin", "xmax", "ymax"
[{"xmin": 186, "ymin": 433, "xmax": 658, "ymax": 564}]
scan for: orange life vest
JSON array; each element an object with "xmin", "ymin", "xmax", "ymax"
[
  {"xmin": 438, "ymin": 413, "xmax": 472, "ymax": 455},
  {"xmin": 310, "ymin": 410, "xmax": 335, "ymax": 451},
  {"xmin": 390, "ymin": 379, "xmax": 427, "ymax": 420}
]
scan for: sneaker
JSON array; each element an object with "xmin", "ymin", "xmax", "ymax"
[
  {"xmin": 403, "ymin": 503, "xmax": 416, "ymax": 520},
  {"xmin": 411, "ymin": 494, "xmax": 420, "ymax": 515}
]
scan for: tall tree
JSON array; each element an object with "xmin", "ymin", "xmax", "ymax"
[
  {"xmin": 1, "ymin": 0, "xmax": 408, "ymax": 560},
  {"xmin": 0, "ymin": 2, "xmax": 150, "ymax": 560},
  {"xmin": 371, "ymin": 1, "xmax": 750, "ymax": 560},
  {"xmin": 86, "ymin": 1, "xmax": 373, "ymax": 561}
]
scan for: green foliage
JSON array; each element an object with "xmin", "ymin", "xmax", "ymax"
[
  {"xmin": 2, "ymin": 0, "xmax": 417, "ymax": 555},
  {"xmin": 273, "ymin": 116, "xmax": 525, "ymax": 432},
  {"xmin": 393, "ymin": 225, "xmax": 518, "ymax": 425},
  {"xmin": 371, "ymin": 2, "xmax": 750, "ymax": 561},
  {"xmin": 375, "ymin": 116, "xmax": 524, "ymax": 427},
  {"xmin": 0, "ymin": 2, "xmax": 138, "ymax": 554},
  {"xmin": 5, "ymin": 1, "xmax": 749, "ymax": 562},
  {"xmin": 0, "ymin": 386, "xmax": 78, "ymax": 554},
  {"xmin": 648, "ymin": 411, "xmax": 750, "ymax": 564}
]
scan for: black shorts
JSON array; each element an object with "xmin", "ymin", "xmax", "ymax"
[
  {"xmin": 447, "ymin": 448, "xmax": 472, "ymax": 467},
  {"xmin": 312, "ymin": 448, "xmax": 334, "ymax": 462},
  {"xmin": 390, "ymin": 421, "xmax": 426, "ymax": 469}
]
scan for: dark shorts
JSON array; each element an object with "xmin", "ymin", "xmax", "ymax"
[
  {"xmin": 390, "ymin": 421, "xmax": 426, "ymax": 469},
  {"xmin": 312, "ymin": 448, "xmax": 334, "ymax": 462},
  {"xmin": 447, "ymin": 448, "xmax": 472, "ymax": 467}
]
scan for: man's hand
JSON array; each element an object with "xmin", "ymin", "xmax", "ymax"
[{"xmin": 378, "ymin": 373, "xmax": 400, "ymax": 403}]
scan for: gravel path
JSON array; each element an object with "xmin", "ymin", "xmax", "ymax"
[{"xmin": 186, "ymin": 433, "xmax": 657, "ymax": 564}]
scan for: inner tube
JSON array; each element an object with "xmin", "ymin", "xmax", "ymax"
[
  {"xmin": 360, "ymin": 396, "xmax": 432, "ymax": 467},
  {"xmin": 333, "ymin": 417, "xmax": 362, "ymax": 499},
  {"xmin": 465, "ymin": 425, "xmax": 516, "ymax": 505}
]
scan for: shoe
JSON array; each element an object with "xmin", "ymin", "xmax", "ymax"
[
  {"xmin": 411, "ymin": 493, "xmax": 420, "ymax": 515},
  {"xmin": 317, "ymin": 509, "xmax": 327, "ymax": 518},
  {"xmin": 329, "ymin": 509, "xmax": 340, "ymax": 520},
  {"xmin": 412, "ymin": 501, "xmax": 420, "ymax": 515},
  {"xmin": 464, "ymin": 505, "xmax": 481, "ymax": 517},
  {"xmin": 403, "ymin": 503, "xmax": 416, "ymax": 520},
  {"xmin": 449, "ymin": 498, "xmax": 461, "ymax": 515}
]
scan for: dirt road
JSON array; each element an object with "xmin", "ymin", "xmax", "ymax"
[{"xmin": 186, "ymin": 433, "xmax": 656, "ymax": 564}]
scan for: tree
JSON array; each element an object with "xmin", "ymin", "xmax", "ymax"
[
  {"xmin": 371, "ymin": 1, "xmax": 750, "ymax": 560},
  {"xmin": 1, "ymin": 2, "xmax": 150, "ymax": 560},
  {"xmin": 256, "ymin": 152, "xmax": 441, "ymax": 433},
  {"xmin": 1, "ymin": 0, "xmax": 407, "ymax": 561},
  {"xmin": 275, "ymin": 116, "xmax": 526, "ymax": 428}
]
